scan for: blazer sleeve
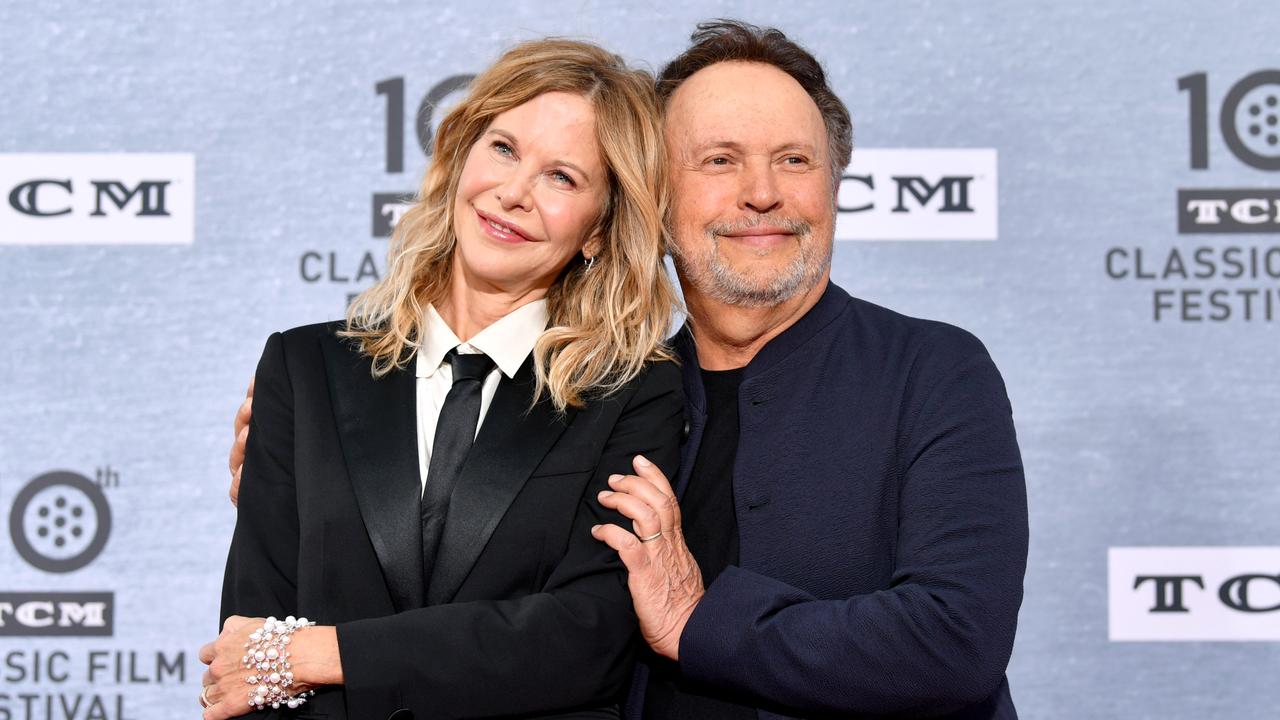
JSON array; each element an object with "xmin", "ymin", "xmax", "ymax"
[
  {"xmin": 336, "ymin": 361, "xmax": 685, "ymax": 718},
  {"xmin": 220, "ymin": 331, "xmax": 299, "ymax": 623},
  {"xmin": 677, "ymin": 329, "xmax": 1029, "ymax": 716}
]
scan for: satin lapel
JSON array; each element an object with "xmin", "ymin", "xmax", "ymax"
[
  {"xmin": 426, "ymin": 358, "xmax": 575, "ymax": 605},
  {"xmin": 321, "ymin": 338, "xmax": 425, "ymax": 611}
]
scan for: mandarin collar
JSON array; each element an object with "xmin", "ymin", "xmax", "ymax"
[{"xmin": 675, "ymin": 281, "xmax": 853, "ymax": 405}]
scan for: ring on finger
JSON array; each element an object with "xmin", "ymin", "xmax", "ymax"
[
  {"xmin": 639, "ymin": 530, "xmax": 663, "ymax": 543},
  {"xmin": 199, "ymin": 685, "xmax": 214, "ymax": 708}
]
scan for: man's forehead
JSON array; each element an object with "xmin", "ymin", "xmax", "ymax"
[{"xmin": 664, "ymin": 61, "xmax": 825, "ymax": 146}]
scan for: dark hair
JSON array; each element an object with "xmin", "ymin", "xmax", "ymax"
[{"xmin": 657, "ymin": 19, "xmax": 853, "ymax": 186}]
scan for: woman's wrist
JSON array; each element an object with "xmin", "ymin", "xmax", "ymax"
[{"xmin": 288, "ymin": 625, "xmax": 344, "ymax": 686}]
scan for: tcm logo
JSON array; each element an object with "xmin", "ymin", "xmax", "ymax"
[
  {"xmin": 1109, "ymin": 547, "xmax": 1280, "ymax": 641},
  {"xmin": 1134, "ymin": 574, "xmax": 1279, "ymax": 613},
  {"xmin": 1178, "ymin": 188, "xmax": 1280, "ymax": 233},
  {"xmin": 834, "ymin": 149, "xmax": 997, "ymax": 241},
  {"xmin": 9, "ymin": 179, "xmax": 173, "ymax": 217},
  {"xmin": 0, "ymin": 153, "xmax": 194, "ymax": 245},
  {"xmin": 0, "ymin": 592, "xmax": 113, "ymax": 637},
  {"xmin": 371, "ymin": 192, "xmax": 415, "ymax": 238},
  {"xmin": 1177, "ymin": 70, "xmax": 1280, "ymax": 233}
]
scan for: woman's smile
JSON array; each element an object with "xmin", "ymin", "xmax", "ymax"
[{"xmin": 475, "ymin": 207, "xmax": 536, "ymax": 244}]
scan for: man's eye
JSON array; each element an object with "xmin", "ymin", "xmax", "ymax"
[
  {"xmin": 783, "ymin": 155, "xmax": 808, "ymax": 165},
  {"xmin": 708, "ymin": 156, "xmax": 730, "ymax": 166}
]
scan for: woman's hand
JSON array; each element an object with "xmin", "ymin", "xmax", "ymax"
[{"xmin": 198, "ymin": 615, "xmax": 342, "ymax": 719}]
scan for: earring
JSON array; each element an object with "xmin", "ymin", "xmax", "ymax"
[{"xmin": 583, "ymin": 254, "xmax": 597, "ymax": 271}]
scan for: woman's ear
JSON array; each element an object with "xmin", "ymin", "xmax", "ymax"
[{"xmin": 582, "ymin": 232, "xmax": 603, "ymax": 262}]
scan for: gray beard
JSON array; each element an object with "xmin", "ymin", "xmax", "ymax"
[{"xmin": 671, "ymin": 217, "xmax": 831, "ymax": 308}]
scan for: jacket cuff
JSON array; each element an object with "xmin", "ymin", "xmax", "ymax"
[
  {"xmin": 678, "ymin": 565, "xmax": 811, "ymax": 687},
  {"xmin": 336, "ymin": 618, "xmax": 409, "ymax": 716}
]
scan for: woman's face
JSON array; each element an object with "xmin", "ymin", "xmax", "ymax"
[{"xmin": 451, "ymin": 91, "xmax": 608, "ymax": 296}]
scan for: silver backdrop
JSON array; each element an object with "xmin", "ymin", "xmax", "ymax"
[{"xmin": 2, "ymin": 1, "xmax": 1278, "ymax": 717}]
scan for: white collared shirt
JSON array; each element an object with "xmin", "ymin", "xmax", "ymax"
[{"xmin": 414, "ymin": 299, "xmax": 550, "ymax": 491}]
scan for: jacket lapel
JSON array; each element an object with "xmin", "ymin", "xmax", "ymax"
[
  {"xmin": 322, "ymin": 338, "xmax": 425, "ymax": 612},
  {"xmin": 426, "ymin": 357, "xmax": 575, "ymax": 605}
]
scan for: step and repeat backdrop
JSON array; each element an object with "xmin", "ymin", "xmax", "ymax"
[{"xmin": 2, "ymin": 1, "xmax": 1277, "ymax": 717}]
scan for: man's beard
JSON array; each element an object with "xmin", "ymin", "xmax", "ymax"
[{"xmin": 670, "ymin": 215, "xmax": 832, "ymax": 308}]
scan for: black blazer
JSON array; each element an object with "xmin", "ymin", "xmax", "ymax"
[{"xmin": 221, "ymin": 321, "xmax": 684, "ymax": 720}]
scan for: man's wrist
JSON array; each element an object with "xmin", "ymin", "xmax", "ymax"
[{"xmin": 659, "ymin": 589, "xmax": 705, "ymax": 661}]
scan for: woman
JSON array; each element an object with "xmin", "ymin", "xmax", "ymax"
[{"xmin": 199, "ymin": 39, "xmax": 683, "ymax": 720}]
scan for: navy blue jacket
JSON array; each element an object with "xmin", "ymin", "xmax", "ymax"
[{"xmin": 629, "ymin": 282, "xmax": 1027, "ymax": 719}]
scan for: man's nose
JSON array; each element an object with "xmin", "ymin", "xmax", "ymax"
[{"xmin": 738, "ymin": 161, "xmax": 783, "ymax": 215}]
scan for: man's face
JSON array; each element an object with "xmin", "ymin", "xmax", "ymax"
[{"xmin": 664, "ymin": 61, "xmax": 835, "ymax": 308}]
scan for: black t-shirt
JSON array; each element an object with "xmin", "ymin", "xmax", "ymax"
[{"xmin": 642, "ymin": 367, "xmax": 755, "ymax": 720}]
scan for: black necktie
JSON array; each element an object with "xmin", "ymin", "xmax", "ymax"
[{"xmin": 421, "ymin": 348, "xmax": 496, "ymax": 590}]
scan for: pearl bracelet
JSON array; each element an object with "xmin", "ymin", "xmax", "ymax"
[{"xmin": 241, "ymin": 615, "xmax": 317, "ymax": 710}]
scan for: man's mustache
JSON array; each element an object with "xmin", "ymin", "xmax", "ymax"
[{"xmin": 706, "ymin": 215, "xmax": 811, "ymax": 238}]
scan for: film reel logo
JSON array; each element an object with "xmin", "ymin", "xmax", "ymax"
[
  {"xmin": 1226, "ymin": 71, "xmax": 1280, "ymax": 169},
  {"xmin": 1180, "ymin": 69, "xmax": 1280, "ymax": 171},
  {"xmin": 9, "ymin": 470, "xmax": 112, "ymax": 573}
]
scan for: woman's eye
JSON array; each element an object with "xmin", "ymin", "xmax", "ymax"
[
  {"xmin": 492, "ymin": 141, "xmax": 514, "ymax": 156},
  {"xmin": 551, "ymin": 170, "xmax": 576, "ymax": 187}
]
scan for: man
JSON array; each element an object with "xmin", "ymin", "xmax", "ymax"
[{"xmin": 228, "ymin": 20, "xmax": 1027, "ymax": 719}]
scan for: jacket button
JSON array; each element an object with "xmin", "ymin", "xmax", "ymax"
[
  {"xmin": 681, "ymin": 419, "xmax": 691, "ymax": 442},
  {"xmin": 387, "ymin": 710, "xmax": 414, "ymax": 720}
]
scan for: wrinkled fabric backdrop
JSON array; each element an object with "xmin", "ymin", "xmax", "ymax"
[{"xmin": 2, "ymin": 1, "xmax": 1277, "ymax": 717}]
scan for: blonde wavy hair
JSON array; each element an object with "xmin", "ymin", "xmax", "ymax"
[{"xmin": 343, "ymin": 39, "xmax": 679, "ymax": 411}]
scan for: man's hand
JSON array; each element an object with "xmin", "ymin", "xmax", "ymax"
[
  {"xmin": 592, "ymin": 455, "xmax": 704, "ymax": 661},
  {"xmin": 228, "ymin": 378, "xmax": 253, "ymax": 507}
]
